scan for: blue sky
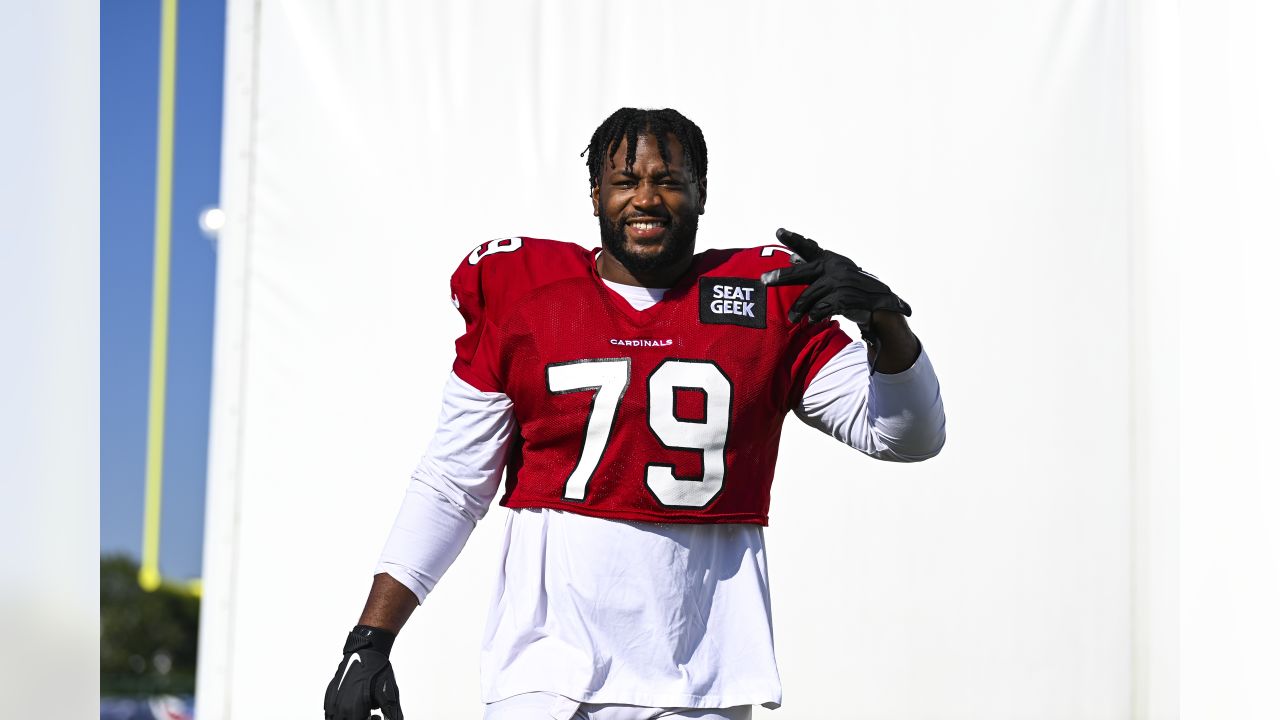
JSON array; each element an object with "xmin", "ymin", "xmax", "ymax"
[{"xmin": 101, "ymin": 0, "xmax": 226, "ymax": 580}]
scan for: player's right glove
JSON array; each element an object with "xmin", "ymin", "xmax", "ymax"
[{"xmin": 323, "ymin": 625, "xmax": 404, "ymax": 720}]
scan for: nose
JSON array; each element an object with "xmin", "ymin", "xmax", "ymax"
[{"xmin": 632, "ymin": 181, "xmax": 661, "ymax": 210}]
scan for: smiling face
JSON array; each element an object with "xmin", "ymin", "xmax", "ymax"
[{"xmin": 592, "ymin": 132, "xmax": 706, "ymax": 287}]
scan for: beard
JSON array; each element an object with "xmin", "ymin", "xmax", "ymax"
[{"xmin": 598, "ymin": 212, "xmax": 699, "ymax": 280}]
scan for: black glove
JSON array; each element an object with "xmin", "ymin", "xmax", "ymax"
[
  {"xmin": 324, "ymin": 625, "xmax": 404, "ymax": 720},
  {"xmin": 760, "ymin": 227, "xmax": 911, "ymax": 326}
]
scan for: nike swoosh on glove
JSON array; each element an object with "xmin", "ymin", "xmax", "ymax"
[
  {"xmin": 760, "ymin": 227, "xmax": 911, "ymax": 325},
  {"xmin": 324, "ymin": 627, "xmax": 404, "ymax": 720}
]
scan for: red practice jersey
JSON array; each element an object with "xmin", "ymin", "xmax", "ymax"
[{"xmin": 450, "ymin": 237, "xmax": 852, "ymax": 525}]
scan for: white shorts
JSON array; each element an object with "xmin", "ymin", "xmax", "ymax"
[{"xmin": 483, "ymin": 692, "xmax": 754, "ymax": 720}]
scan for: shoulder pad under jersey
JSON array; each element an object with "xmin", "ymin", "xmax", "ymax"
[
  {"xmin": 450, "ymin": 237, "xmax": 595, "ymax": 380},
  {"xmin": 698, "ymin": 244, "xmax": 801, "ymax": 277}
]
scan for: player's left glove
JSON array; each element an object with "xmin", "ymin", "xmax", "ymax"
[
  {"xmin": 760, "ymin": 227, "xmax": 911, "ymax": 326},
  {"xmin": 323, "ymin": 625, "xmax": 404, "ymax": 720}
]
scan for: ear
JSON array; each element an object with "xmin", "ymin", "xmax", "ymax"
[
  {"xmin": 696, "ymin": 180, "xmax": 707, "ymax": 215},
  {"xmin": 591, "ymin": 184, "xmax": 600, "ymax": 217}
]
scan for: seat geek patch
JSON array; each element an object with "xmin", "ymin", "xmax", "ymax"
[{"xmin": 699, "ymin": 277, "xmax": 767, "ymax": 329}]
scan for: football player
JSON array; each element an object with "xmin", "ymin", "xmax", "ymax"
[{"xmin": 323, "ymin": 108, "xmax": 946, "ymax": 720}]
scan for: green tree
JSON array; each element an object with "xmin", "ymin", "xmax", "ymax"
[{"xmin": 100, "ymin": 554, "xmax": 200, "ymax": 696}]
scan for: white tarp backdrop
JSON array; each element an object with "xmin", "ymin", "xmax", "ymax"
[{"xmin": 196, "ymin": 0, "xmax": 1277, "ymax": 718}]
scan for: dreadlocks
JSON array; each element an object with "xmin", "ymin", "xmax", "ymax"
[{"xmin": 582, "ymin": 108, "xmax": 708, "ymax": 192}]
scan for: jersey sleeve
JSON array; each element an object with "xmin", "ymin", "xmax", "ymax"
[
  {"xmin": 785, "ymin": 316, "xmax": 854, "ymax": 407},
  {"xmin": 448, "ymin": 237, "xmax": 594, "ymax": 394},
  {"xmin": 750, "ymin": 244, "xmax": 855, "ymax": 407},
  {"xmin": 449, "ymin": 238, "xmax": 523, "ymax": 393}
]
